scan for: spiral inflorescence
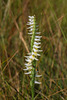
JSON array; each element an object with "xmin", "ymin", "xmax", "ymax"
[{"xmin": 23, "ymin": 16, "xmax": 42, "ymax": 84}]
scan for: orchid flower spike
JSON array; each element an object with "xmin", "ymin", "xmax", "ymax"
[{"xmin": 24, "ymin": 15, "xmax": 42, "ymax": 84}]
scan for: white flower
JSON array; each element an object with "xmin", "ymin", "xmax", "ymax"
[
  {"xmin": 25, "ymin": 63, "xmax": 32, "ymax": 66},
  {"xmin": 27, "ymin": 26, "xmax": 34, "ymax": 29},
  {"xmin": 35, "ymin": 36, "xmax": 42, "ymax": 38},
  {"xmin": 32, "ymin": 52, "xmax": 40, "ymax": 56},
  {"xmin": 28, "ymin": 33, "xmax": 32, "ymax": 34},
  {"xmin": 34, "ymin": 42, "xmax": 41, "ymax": 45},
  {"xmin": 25, "ymin": 58, "xmax": 32, "ymax": 63},
  {"xmin": 35, "ymin": 38, "xmax": 41, "ymax": 41},
  {"xmin": 33, "ymin": 45, "xmax": 41, "ymax": 48},
  {"xmin": 23, "ymin": 16, "xmax": 42, "ymax": 84},
  {"xmin": 29, "ymin": 28, "xmax": 34, "ymax": 32},
  {"xmin": 33, "ymin": 48, "xmax": 42, "ymax": 52},
  {"xmin": 23, "ymin": 67, "xmax": 32, "ymax": 71},
  {"xmin": 35, "ymin": 81, "xmax": 41, "ymax": 84},
  {"xmin": 28, "ymin": 16, "xmax": 34, "ymax": 18},
  {"xmin": 25, "ymin": 71, "xmax": 31, "ymax": 75}
]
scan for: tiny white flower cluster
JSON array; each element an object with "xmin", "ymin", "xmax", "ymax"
[{"xmin": 24, "ymin": 16, "xmax": 42, "ymax": 84}]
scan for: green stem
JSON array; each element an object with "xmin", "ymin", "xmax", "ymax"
[
  {"xmin": 31, "ymin": 68, "xmax": 35, "ymax": 100},
  {"xmin": 31, "ymin": 16, "xmax": 36, "ymax": 52},
  {"xmin": 30, "ymin": 16, "xmax": 36, "ymax": 100},
  {"xmin": 30, "ymin": 60, "xmax": 36, "ymax": 100}
]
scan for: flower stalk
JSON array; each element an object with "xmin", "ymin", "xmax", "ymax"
[{"xmin": 24, "ymin": 15, "xmax": 42, "ymax": 99}]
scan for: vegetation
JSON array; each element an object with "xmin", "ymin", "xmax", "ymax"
[{"xmin": 0, "ymin": 0, "xmax": 67, "ymax": 100}]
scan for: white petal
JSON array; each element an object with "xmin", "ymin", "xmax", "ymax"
[
  {"xmin": 25, "ymin": 63, "xmax": 32, "ymax": 66},
  {"xmin": 32, "ymin": 52, "xmax": 40, "ymax": 56},
  {"xmin": 33, "ymin": 45, "xmax": 41, "ymax": 48},
  {"xmin": 27, "ymin": 26, "xmax": 34, "ymax": 29},
  {"xmin": 32, "ymin": 52, "xmax": 36, "ymax": 55},
  {"xmin": 24, "ymin": 67, "xmax": 32, "ymax": 70},
  {"xmin": 28, "ymin": 16, "xmax": 34, "ymax": 18},
  {"xmin": 29, "ymin": 19, "xmax": 34, "ymax": 22},
  {"xmin": 25, "ymin": 59, "xmax": 32, "ymax": 63},
  {"xmin": 28, "ymin": 33, "xmax": 32, "ymax": 34},
  {"xmin": 35, "ymin": 81, "xmax": 41, "ymax": 84},
  {"xmin": 35, "ymin": 38, "xmax": 40, "ymax": 41},
  {"xmin": 30, "ymin": 54, "xmax": 38, "ymax": 60},
  {"xmin": 25, "ymin": 71, "xmax": 31, "ymax": 74},
  {"xmin": 28, "ymin": 19, "xmax": 34, "ymax": 22},
  {"xmin": 35, "ymin": 36, "xmax": 42, "ymax": 38},
  {"xmin": 33, "ymin": 48, "xmax": 42, "ymax": 52},
  {"xmin": 27, "ymin": 22, "xmax": 34, "ymax": 25},
  {"xmin": 37, "ymin": 53, "xmax": 41, "ymax": 56},
  {"xmin": 28, "ymin": 67, "xmax": 32, "ymax": 69},
  {"xmin": 23, "ymin": 68, "xmax": 29, "ymax": 71},
  {"xmin": 33, "ymin": 48, "xmax": 38, "ymax": 52},
  {"xmin": 34, "ymin": 58, "xmax": 38, "ymax": 61},
  {"xmin": 29, "ymin": 28, "xmax": 34, "ymax": 31},
  {"xmin": 34, "ymin": 42, "xmax": 41, "ymax": 45},
  {"xmin": 28, "ymin": 55, "xmax": 34, "ymax": 59},
  {"xmin": 35, "ymin": 75, "xmax": 42, "ymax": 77}
]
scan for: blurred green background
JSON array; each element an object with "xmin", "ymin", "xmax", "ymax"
[{"xmin": 0, "ymin": 0, "xmax": 67, "ymax": 100}]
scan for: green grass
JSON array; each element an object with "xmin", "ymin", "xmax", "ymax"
[{"xmin": 0, "ymin": 0, "xmax": 67, "ymax": 100}]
